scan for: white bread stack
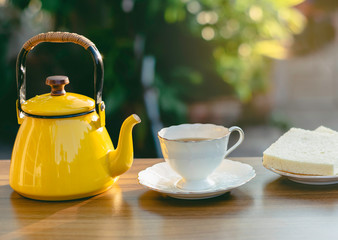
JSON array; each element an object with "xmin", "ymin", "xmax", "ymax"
[{"xmin": 263, "ymin": 126, "xmax": 338, "ymax": 176}]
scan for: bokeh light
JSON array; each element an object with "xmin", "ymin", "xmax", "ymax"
[
  {"xmin": 238, "ymin": 43, "xmax": 252, "ymax": 57},
  {"xmin": 187, "ymin": 1, "xmax": 201, "ymax": 14},
  {"xmin": 249, "ymin": 6, "xmax": 263, "ymax": 22},
  {"xmin": 201, "ymin": 26, "xmax": 215, "ymax": 40},
  {"xmin": 197, "ymin": 11, "xmax": 219, "ymax": 25}
]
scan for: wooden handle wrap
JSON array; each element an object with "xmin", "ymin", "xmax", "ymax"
[{"xmin": 23, "ymin": 32, "xmax": 95, "ymax": 51}]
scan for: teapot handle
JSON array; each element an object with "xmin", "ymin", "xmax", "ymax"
[{"xmin": 16, "ymin": 32, "xmax": 104, "ymax": 120}]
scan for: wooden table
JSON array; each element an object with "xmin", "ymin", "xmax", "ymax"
[{"xmin": 1, "ymin": 158, "xmax": 338, "ymax": 240}]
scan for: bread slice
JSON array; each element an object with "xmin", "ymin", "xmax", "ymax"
[
  {"xmin": 263, "ymin": 127, "xmax": 338, "ymax": 176},
  {"xmin": 314, "ymin": 126, "xmax": 338, "ymax": 134}
]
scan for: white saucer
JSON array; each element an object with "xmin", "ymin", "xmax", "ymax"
[
  {"xmin": 265, "ymin": 166, "xmax": 338, "ymax": 185},
  {"xmin": 138, "ymin": 159, "xmax": 256, "ymax": 200}
]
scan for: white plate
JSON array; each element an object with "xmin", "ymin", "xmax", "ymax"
[
  {"xmin": 265, "ymin": 166, "xmax": 338, "ymax": 185},
  {"xmin": 138, "ymin": 159, "xmax": 256, "ymax": 200}
]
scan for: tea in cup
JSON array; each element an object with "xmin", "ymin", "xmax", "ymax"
[{"xmin": 158, "ymin": 124, "xmax": 244, "ymax": 191}]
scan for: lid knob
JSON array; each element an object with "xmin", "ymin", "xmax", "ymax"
[{"xmin": 46, "ymin": 75, "xmax": 69, "ymax": 96}]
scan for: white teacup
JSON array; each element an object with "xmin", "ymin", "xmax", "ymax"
[{"xmin": 158, "ymin": 124, "xmax": 244, "ymax": 191}]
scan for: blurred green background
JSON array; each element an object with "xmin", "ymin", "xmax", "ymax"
[{"xmin": 1, "ymin": 0, "xmax": 336, "ymax": 157}]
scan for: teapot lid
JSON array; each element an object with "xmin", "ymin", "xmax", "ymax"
[{"xmin": 21, "ymin": 76, "xmax": 95, "ymax": 117}]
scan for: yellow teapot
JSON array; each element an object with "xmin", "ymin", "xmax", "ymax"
[{"xmin": 10, "ymin": 32, "xmax": 141, "ymax": 201}]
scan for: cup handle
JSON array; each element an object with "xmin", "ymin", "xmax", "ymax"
[{"xmin": 224, "ymin": 126, "xmax": 244, "ymax": 158}]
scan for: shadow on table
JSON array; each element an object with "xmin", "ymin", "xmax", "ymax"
[
  {"xmin": 264, "ymin": 176, "xmax": 338, "ymax": 202},
  {"xmin": 5, "ymin": 186, "xmax": 132, "ymax": 239},
  {"xmin": 138, "ymin": 189, "xmax": 253, "ymax": 218}
]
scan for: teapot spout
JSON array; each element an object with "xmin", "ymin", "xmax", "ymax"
[{"xmin": 108, "ymin": 114, "xmax": 141, "ymax": 177}]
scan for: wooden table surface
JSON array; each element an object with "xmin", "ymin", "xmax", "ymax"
[{"xmin": 1, "ymin": 158, "xmax": 338, "ymax": 240}]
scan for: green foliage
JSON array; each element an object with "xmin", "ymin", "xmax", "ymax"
[
  {"xmin": 175, "ymin": 0, "xmax": 306, "ymax": 101},
  {"xmin": 0, "ymin": 0, "xmax": 305, "ymax": 156}
]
